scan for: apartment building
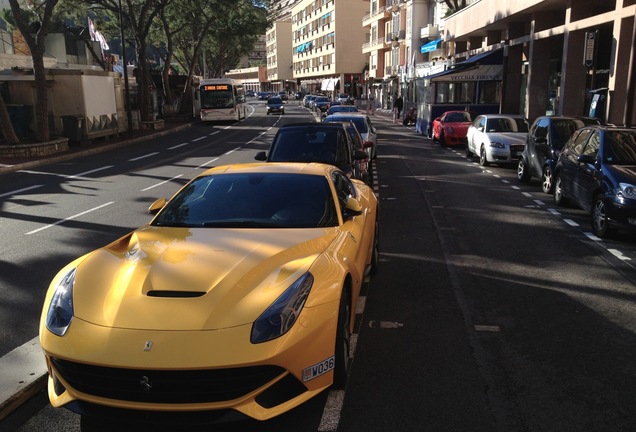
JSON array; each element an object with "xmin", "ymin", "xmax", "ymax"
[
  {"xmin": 443, "ymin": 0, "xmax": 635, "ymax": 126},
  {"xmin": 362, "ymin": 0, "xmax": 446, "ymax": 109},
  {"xmin": 266, "ymin": 20, "xmax": 294, "ymax": 93},
  {"xmin": 291, "ymin": 0, "xmax": 368, "ymax": 97}
]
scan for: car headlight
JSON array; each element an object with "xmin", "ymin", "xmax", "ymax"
[
  {"xmin": 617, "ymin": 183, "xmax": 636, "ymax": 200},
  {"xmin": 251, "ymin": 272, "xmax": 314, "ymax": 344},
  {"xmin": 46, "ymin": 268, "xmax": 76, "ymax": 336},
  {"xmin": 489, "ymin": 142, "xmax": 505, "ymax": 149}
]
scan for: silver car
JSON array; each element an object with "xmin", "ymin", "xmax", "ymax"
[
  {"xmin": 466, "ymin": 114, "xmax": 529, "ymax": 166},
  {"xmin": 323, "ymin": 113, "xmax": 378, "ymax": 159}
]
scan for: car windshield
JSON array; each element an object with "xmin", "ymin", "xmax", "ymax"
[
  {"xmin": 446, "ymin": 112, "xmax": 472, "ymax": 122},
  {"xmin": 152, "ymin": 173, "xmax": 339, "ymax": 228},
  {"xmin": 485, "ymin": 118, "xmax": 529, "ymax": 133},
  {"xmin": 603, "ymin": 130, "xmax": 636, "ymax": 165},
  {"xmin": 268, "ymin": 97, "xmax": 282, "ymax": 104}
]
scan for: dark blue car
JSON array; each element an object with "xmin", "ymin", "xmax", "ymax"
[
  {"xmin": 517, "ymin": 116, "xmax": 600, "ymax": 193},
  {"xmin": 553, "ymin": 126, "xmax": 636, "ymax": 237}
]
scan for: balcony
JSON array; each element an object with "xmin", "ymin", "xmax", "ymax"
[
  {"xmin": 362, "ymin": 37, "xmax": 386, "ymax": 54},
  {"xmin": 420, "ymin": 24, "xmax": 439, "ymax": 40},
  {"xmin": 362, "ymin": 6, "xmax": 390, "ymax": 27}
]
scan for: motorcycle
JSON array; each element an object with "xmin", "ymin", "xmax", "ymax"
[{"xmin": 402, "ymin": 105, "xmax": 417, "ymax": 126}]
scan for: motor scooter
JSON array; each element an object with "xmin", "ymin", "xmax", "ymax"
[{"xmin": 402, "ymin": 105, "xmax": 417, "ymax": 126}]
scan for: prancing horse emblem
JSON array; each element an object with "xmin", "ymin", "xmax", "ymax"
[
  {"xmin": 144, "ymin": 340, "xmax": 153, "ymax": 351},
  {"xmin": 139, "ymin": 376, "xmax": 152, "ymax": 392}
]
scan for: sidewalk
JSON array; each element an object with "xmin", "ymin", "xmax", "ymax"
[{"xmin": 0, "ymin": 120, "xmax": 195, "ymax": 176}]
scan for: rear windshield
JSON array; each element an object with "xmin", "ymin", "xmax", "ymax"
[{"xmin": 269, "ymin": 128, "xmax": 339, "ymax": 164}]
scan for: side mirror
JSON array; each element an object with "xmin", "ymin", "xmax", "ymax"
[
  {"xmin": 254, "ymin": 151, "xmax": 268, "ymax": 161},
  {"xmin": 148, "ymin": 198, "xmax": 167, "ymax": 214},
  {"xmin": 345, "ymin": 196, "xmax": 362, "ymax": 216},
  {"xmin": 353, "ymin": 149, "xmax": 368, "ymax": 160}
]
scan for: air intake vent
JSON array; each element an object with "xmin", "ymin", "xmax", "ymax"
[{"xmin": 146, "ymin": 290, "xmax": 205, "ymax": 298}]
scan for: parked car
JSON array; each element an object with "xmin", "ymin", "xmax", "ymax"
[
  {"xmin": 323, "ymin": 113, "xmax": 378, "ymax": 159},
  {"xmin": 257, "ymin": 91, "xmax": 269, "ymax": 100},
  {"xmin": 278, "ymin": 91, "xmax": 289, "ymax": 101},
  {"xmin": 517, "ymin": 116, "xmax": 602, "ymax": 193},
  {"xmin": 553, "ymin": 125, "xmax": 636, "ymax": 237},
  {"xmin": 304, "ymin": 95, "xmax": 317, "ymax": 108},
  {"xmin": 313, "ymin": 96, "xmax": 330, "ymax": 113},
  {"xmin": 466, "ymin": 114, "xmax": 529, "ymax": 166},
  {"xmin": 39, "ymin": 162, "xmax": 379, "ymax": 424},
  {"xmin": 327, "ymin": 105, "xmax": 359, "ymax": 116},
  {"xmin": 431, "ymin": 110, "xmax": 474, "ymax": 146},
  {"xmin": 266, "ymin": 96, "xmax": 285, "ymax": 115},
  {"xmin": 245, "ymin": 90, "xmax": 255, "ymax": 98},
  {"xmin": 254, "ymin": 122, "xmax": 369, "ymax": 181}
]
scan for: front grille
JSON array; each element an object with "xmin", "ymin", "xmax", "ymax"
[{"xmin": 51, "ymin": 358, "xmax": 285, "ymax": 404}]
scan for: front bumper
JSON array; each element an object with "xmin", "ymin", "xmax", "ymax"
[{"xmin": 41, "ymin": 300, "xmax": 339, "ymax": 422}]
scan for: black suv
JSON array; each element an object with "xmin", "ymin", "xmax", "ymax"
[
  {"xmin": 254, "ymin": 122, "xmax": 368, "ymax": 181},
  {"xmin": 517, "ymin": 115, "xmax": 600, "ymax": 193}
]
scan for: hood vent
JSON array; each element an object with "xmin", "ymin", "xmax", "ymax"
[{"xmin": 147, "ymin": 290, "xmax": 205, "ymax": 298}]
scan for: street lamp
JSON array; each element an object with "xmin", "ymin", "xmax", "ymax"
[{"xmin": 118, "ymin": 0, "xmax": 133, "ymax": 137}]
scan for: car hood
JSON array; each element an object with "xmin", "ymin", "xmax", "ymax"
[
  {"xmin": 446, "ymin": 122, "xmax": 471, "ymax": 133},
  {"xmin": 72, "ymin": 226, "xmax": 336, "ymax": 331},
  {"xmin": 486, "ymin": 132, "xmax": 527, "ymax": 145},
  {"xmin": 606, "ymin": 164, "xmax": 636, "ymax": 183}
]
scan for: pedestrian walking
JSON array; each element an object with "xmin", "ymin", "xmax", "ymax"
[
  {"xmin": 367, "ymin": 96, "xmax": 375, "ymax": 115},
  {"xmin": 395, "ymin": 95, "xmax": 404, "ymax": 119}
]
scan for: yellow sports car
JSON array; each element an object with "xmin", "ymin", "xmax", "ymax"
[{"xmin": 39, "ymin": 162, "xmax": 379, "ymax": 426}]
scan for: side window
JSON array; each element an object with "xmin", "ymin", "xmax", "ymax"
[
  {"xmin": 534, "ymin": 118, "xmax": 549, "ymax": 139},
  {"xmin": 572, "ymin": 129, "xmax": 593, "ymax": 154},
  {"xmin": 582, "ymin": 131, "xmax": 601, "ymax": 158},
  {"xmin": 335, "ymin": 130, "xmax": 351, "ymax": 165}
]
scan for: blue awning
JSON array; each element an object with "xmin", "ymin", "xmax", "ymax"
[{"xmin": 420, "ymin": 38, "xmax": 442, "ymax": 53}]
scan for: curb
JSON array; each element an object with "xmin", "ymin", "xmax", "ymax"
[{"xmin": 0, "ymin": 337, "xmax": 47, "ymax": 422}]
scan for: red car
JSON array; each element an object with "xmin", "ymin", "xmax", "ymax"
[{"xmin": 432, "ymin": 110, "xmax": 474, "ymax": 146}]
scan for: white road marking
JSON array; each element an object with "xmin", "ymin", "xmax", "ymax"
[
  {"xmin": 0, "ymin": 185, "xmax": 43, "ymax": 199},
  {"xmin": 140, "ymin": 174, "xmax": 183, "ymax": 192},
  {"xmin": 168, "ymin": 142, "xmax": 189, "ymax": 150},
  {"xmin": 608, "ymin": 249, "xmax": 631, "ymax": 260},
  {"xmin": 198, "ymin": 158, "xmax": 219, "ymax": 169},
  {"xmin": 564, "ymin": 219, "xmax": 579, "ymax": 227},
  {"xmin": 25, "ymin": 201, "xmax": 115, "ymax": 235},
  {"xmin": 128, "ymin": 152, "xmax": 159, "ymax": 162},
  {"xmin": 192, "ymin": 136, "xmax": 207, "ymax": 142}
]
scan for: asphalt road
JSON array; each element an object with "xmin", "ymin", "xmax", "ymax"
[{"xmin": 2, "ymin": 100, "xmax": 636, "ymax": 431}]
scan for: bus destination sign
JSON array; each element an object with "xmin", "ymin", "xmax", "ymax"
[{"xmin": 204, "ymin": 85, "xmax": 230, "ymax": 91}]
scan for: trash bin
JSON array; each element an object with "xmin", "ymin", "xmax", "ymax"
[{"xmin": 61, "ymin": 115, "xmax": 84, "ymax": 146}]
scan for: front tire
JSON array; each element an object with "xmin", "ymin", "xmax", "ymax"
[
  {"xmin": 553, "ymin": 172, "xmax": 568, "ymax": 206},
  {"xmin": 517, "ymin": 158, "xmax": 530, "ymax": 182},
  {"xmin": 479, "ymin": 145, "xmax": 489, "ymax": 166},
  {"xmin": 333, "ymin": 289, "xmax": 352, "ymax": 389},
  {"xmin": 541, "ymin": 166, "xmax": 554, "ymax": 194},
  {"xmin": 592, "ymin": 194, "xmax": 615, "ymax": 238},
  {"xmin": 439, "ymin": 131, "xmax": 446, "ymax": 147}
]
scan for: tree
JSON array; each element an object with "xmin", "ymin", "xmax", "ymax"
[
  {"xmin": 6, "ymin": 0, "xmax": 59, "ymax": 142},
  {"xmin": 442, "ymin": 0, "xmax": 468, "ymax": 15}
]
